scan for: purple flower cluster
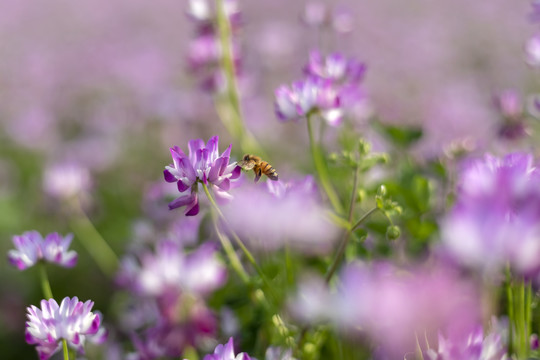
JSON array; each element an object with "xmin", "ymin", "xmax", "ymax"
[
  {"xmin": 301, "ymin": 3, "xmax": 354, "ymax": 34},
  {"xmin": 118, "ymin": 240, "xmax": 226, "ymax": 298},
  {"xmin": 164, "ymin": 135, "xmax": 241, "ymax": 216},
  {"xmin": 223, "ymin": 176, "xmax": 338, "ymax": 253},
  {"xmin": 42, "ymin": 162, "xmax": 92, "ymax": 200},
  {"xmin": 274, "ymin": 50, "xmax": 367, "ymax": 126},
  {"xmin": 203, "ymin": 338, "xmax": 252, "ymax": 360},
  {"xmin": 117, "ymin": 240, "xmax": 227, "ymax": 357},
  {"xmin": 493, "ymin": 89, "xmax": 528, "ymax": 140},
  {"xmin": 290, "ymin": 262, "xmax": 481, "ymax": 357},
  {"xmin": 8, "ymin": 231, "xmax": 78, "ymax": 270},
  {"xmin": 424, "ymin": 326, "xmax": 507, "ymax": 360},
  {"xmin": 441, "ymin": 153, "xmax": 540, "ymax": 275},
  {"xmin": 186, "ymin": 0, "xmax": 242, "ymax": 92},
  {"xmin": 25, "ymin": 297, "xmax": 106, "ymax": 360},
  {"xmin": 526, "ymin": 1, "xmax": 540, "ymax": 67}
]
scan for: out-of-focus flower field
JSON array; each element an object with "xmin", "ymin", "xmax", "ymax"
[{"xmin": 1, "ymin": 0, "xmax": 540, "ymax": 359}]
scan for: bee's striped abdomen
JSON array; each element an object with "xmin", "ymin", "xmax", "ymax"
[{"xmin": 261, "ymin": 162, "xmax": 279, "ymax": 181}]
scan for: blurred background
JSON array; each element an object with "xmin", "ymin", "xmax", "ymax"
[{"xmin": 0, "ymin": 0, "xmax": 533, "ymax": 358}]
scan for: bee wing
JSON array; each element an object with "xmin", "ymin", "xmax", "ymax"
[{"xmin": 238, "ymin": 160, "xmax": 256, "ymax": 170}]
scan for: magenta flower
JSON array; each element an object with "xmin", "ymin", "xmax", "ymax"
[
  {"xmin": 43, "ymin": 162, "xmax": 91, "ymax": 200},
  {"xmin": 530, "ymin": 0, "xmax": 540, "ymax": 23},
  {"xmin": 8, "ymin": 231, "xmax": 78, "ymax": 270},
  {"xmin": 493, "ymin": 90, "xmax": 528, "ymax": 140},
  {"xmin": 223, "ymin": 177, "xmax": 338, "ymax": 253},
  {"xmin": 25, "ymin": 297, "xmax": 106, "ymax": 360},
  {"xmin": 304, "ymin": 50, "xmax": 366, "ymax": 85},
  {"xmin": 118, "ymin": 240, "xmax": 227, "ymax": 298},
  {"xmin": 441, "ymin": 153, "xmax": 540, "ymax": 275},
  {"xmin": 203, "ymin": 338, "xmax": 252, "ymax": 360},
  {"xmin": 186, "ymin": 0, "xmax": 241, "ymax": 31},
  {"xmin": 274, "ymin": 78, "xmax": 342, "ymax": 126},
  {"xmin": 290, "ymin": 262, "xmax": 481, "ymax": 357},
  {"xmin": 163, "ymin": 135, "xmax": 241, "ymax": 216},
  {"xmin": 424, "ymin": 325, "xmax": 507, "ymax": 360},
  {"xmin": 526, "ymin": 34, "xmax": 540, "ymax": 67},
  {"xmin": 275, "ymin": 51, "xmax": 369, "ymax": 126}
]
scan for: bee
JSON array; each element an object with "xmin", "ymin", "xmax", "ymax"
[{"xmin": 237, "ymin": 154, "xmax": 279, "ymax": 182}]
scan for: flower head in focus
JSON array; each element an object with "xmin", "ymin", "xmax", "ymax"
[
  {"xmin": 440, "ymin": 152, "xmax": 540, "ymax": 275},
  {"xmin": 163, "ymin": 135, "xmax": 241, "ymax": 216},
  {"xmin": 8, "ymin": 231, "xmax": 78, "ymax": 270},
  {"xmin": 25, "ymin": 297, "xmax": 106, "ymax": 360},
  {"xmin": 203, "ymin": 337, "xmax": 252, "ymax": 360}
]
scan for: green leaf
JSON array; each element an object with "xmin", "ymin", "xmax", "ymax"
[{"xmin": 374, "ymin": 121, "xmax": 423, "ymax": 148}]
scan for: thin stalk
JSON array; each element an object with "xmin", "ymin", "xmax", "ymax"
[
  {"xmin": 526, "ymin": 280, "xmax": 533, "ymax": 341},
  {"xmin": 215, "ymin": 0, "xmax": 244, "ymax": 139},
  {"xmin": 285, "ymin": 244, "xmax": 294, "ymax": 286},
  {"xmin": 306, "ymin": 114, "xmax": 343, "ymax": 214},
  {"xmin": 324, "ymin": 166, "xmax": 362, "ymax": 283},
  {"xmin": 325, "ymin": 207, "xmax": 379, "ymax": 283},
  {"xmin": 62, "ymin": 339, "xmax": 70, "ymax": 360},
  {"xmin": 38, "ymin": 263, "xmax": 53, "ymax": 299},
  {"xmin": 350, "ymin": 207, "xmax": 379, "ymax": 232},
  {"xmin": 68, "ymin": 198, "xmax": 118, "ymax": 277},
  {"xmin": 214, "ymin": 0, "xmax": 264, "ymax": 156},
  {"xmin": 201, "ymin": 183, "xmax": 274, "ymax": 295},
  {"xmin": 210, "ymin": 210, "xmax": 250, "ymax": 284},
  {"xmin": 519, "ymin": 279, "xmax": 527, "ymax": 358},
  {"xmin": 506, "ymin": 267, "xmax": 514, "ymax": 356}
]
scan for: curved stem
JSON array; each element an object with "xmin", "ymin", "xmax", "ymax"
[
  {"xmin": 306, "ymin": 114, "xmax": 343, "ymax": 214},
  {"xmin": 68, "ymin": 198, "xmax": 118, "ymax": 277},
  {"xmin": 62, "ymin": 339, "xmax": 70, "ymax": 360},
  {"xmin": 201, "ymin": 183, "xmax": 273, "ymax": 293},
  {"xmin": 38, "ymin": 263, "xmax": 53, "ymax": 299},
  {"xmin": 325, "ymin": 206, "xmax": 378, "ymax": 283},
  {"xmin": 209, "ymin": 210, "xmax": 250, "ymax": 284},
  {"xmin": 350, "ymin": 207, "xmax": 379, "ymax": 232}
]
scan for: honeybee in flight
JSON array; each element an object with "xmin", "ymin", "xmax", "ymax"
[{"xmin": 237, "ymin": 154, "xmax": 279, "ymax": 182}]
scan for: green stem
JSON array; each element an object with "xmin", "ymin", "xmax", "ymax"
[
  {"xmin": 285, "ymin": 244, "xmax": 294, "ymax": 286},
  {"xmin": 215, "ymin": 0, "xmax": 244, "ymax": 136},
  {"xmin": 323, "ymin": 166, "xmax": 368, "ymax": 284},
  {"xmin": 506, "ymin": 267, "xmax": 514, "ymax": 356},
  {"xmin": 38, "ymin": 263, "xmax": 53, "ymax": 299},
  {"xmin": 214, "ymin": 0, "xmax": 268, "ymax": 157},
  {"xmin": 68, "ymin": 198, "xmax": 118, "ymax": 277},
  {"xmin": 519, "ymin": 279, "xmax": 527, "ymax": 358},
  {"xmin": 350, "ymin": 207, "xmax": 379, "ymax": 232},
  {"xmin": 526, "ymin": 280, "xmax": 532, "ymax": 342},
  {"xmin": 62, "ymin": 339, "xmax": 69, "ymax": 360},
  {"xmin": 201, "ymin": 183, "xmax": 274, "ymax": 294},
  {"xmin": 209, "ymin": 210, "xmax": 250, "ymax": 284},
  {"xmin": 306, "ymin": 114, "xmax": 343, "ymax": 214}
]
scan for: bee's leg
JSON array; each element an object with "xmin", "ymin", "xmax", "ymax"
[{"xmin": 254, "ymin": 169, "xmax": 262, "ymax": 183}]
